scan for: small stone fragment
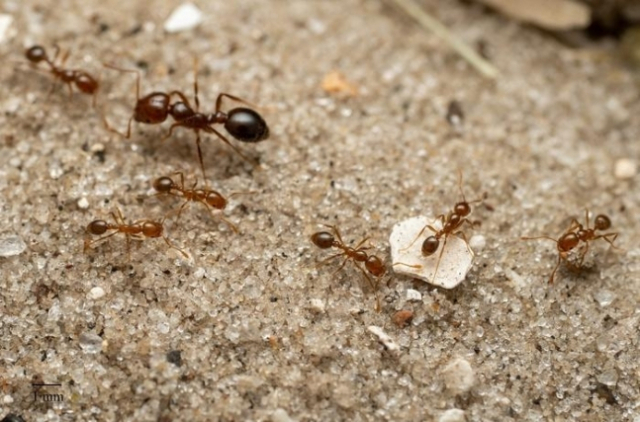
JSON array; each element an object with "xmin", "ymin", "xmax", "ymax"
[
  {"xmin": 166, "ymin": 350, "xmax": 182, "ymax": 367},
  {"xmin": 164, "ymin": 3, "xmax": 204, "ymax": 33},
  {"xmin": 442, "ymin": 358, "xmax": 475, "ymax": 394},
  {"xmin": 322, "ymin": 71, "xmax": 358, "ymax": 96},
  {"xmin": 438, "ymin": 408, "xmax": 466, "ymax": 422},
  {"xmin": 0, "ymin": 235, "xmax": 27, "ymax": 257},
  {"xmin": 614, "ymin": 158, "xmax": 637, "ymax": 179},
  {"xmin": 367, "ymin": 325, "xmax": 400, "ymax": 351},
  {"xmin": 272, "ymin": 408, "xmax": 296, "ymax": 422},
  {"xmin": 392, "ymin": 310, "xmax": 414, "ymax": 328},
  {"xmin": 406, "ymin": 288, "xmax": 422, "ymax": 302},
  {"xmin": 390, "ymin": 216, "xmax": 474, "ymax": 289},
  {"xmin": 468, "ymin": 234, "xmax": 486, "ymax": 252},
  {"xmin": 79, "ymin": 332, "xmax": 103, "ymax": 354},
  {"xmin": 308, "ymin": 298, "xmax": 326, "ymax": 314},
  {"xmin": 0, "ymin": 14, "xmax": 15, "ymax": 43},
  {"xmin": 77, "ymin": 197, "xmax": 89, "ymax": 210},
  {"xmin": 88, "ymin": 287, "xmax": 105, "ymax": 300}
]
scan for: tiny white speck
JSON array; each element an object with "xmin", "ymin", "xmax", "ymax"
[{"xmin": 164, "ymin": 3, "xmax": 204, "ymax": 33}]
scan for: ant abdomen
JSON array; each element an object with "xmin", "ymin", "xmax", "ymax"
[
  {"xmin": 135, "ymin": 92, "xmax": 171, "ymax": 124},
  {"xmin": 26, "ymin": 45, "xmax": 47, "ymax": 63},
  {"xmin": 311, "ymin": 231, "xmax": 335, "ymax": 249},
  {"xmin": 224, "ymin": 108, "xmax": 269, "ymax": 143},
  {"xmin": 74, "ymin": 72, "xmax": 99, "ymax": 94},
  {"xmin": 87, "ymin": 220, "xmax": 109, "ymax": 235},
  {"xmin": 205, "ymin": 192, "xmax": 226, "ymax": 209},
  {"xmin": 153, "ymin": 176, "xmax": 174, "ymax": 193},
  {"xmin": 594, "ymin": 214, "xmax": 611, "ymax": 231},
  {"xmin": 365, "ymin": 256, "xmax": 386, "ymax": 277},
  {"xmin": 422, "ymin": 236, "xmax": 440, "ymax": 256},
  {"xmin": 141, "ymin": 222, "xmax": 163, "ymax": 238}
]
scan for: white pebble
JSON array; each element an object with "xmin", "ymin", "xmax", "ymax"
[
  {"xmin": 442, "ymin": 358, "xmax": 475, "ymax": 394},
  {"xmin": 78, "ymin": 332, "xmax": 103, "ymax": 354},
  {"xmin": 0, "ymin": 14, "xmax": 15, "ymax": 43},
  {"xmin": 272, "ymin": 408, "xmax": 296, "ymax": 422},
  {"xmin": 77, "ymin": 197, "xmax": 89, "ymax": 210},
  {"xmin": 438, "ymin": 408, "xmax": 466, "ymax": 422},
  {"xmin": 406, "ymin": 288, "xmax": 422, "ymax": 302},
  {"xmin": 614, "ymin": 158, "xmax": 637, "ymax": 179},
  {"xmin": 367, "ymin": 326, "xmax": 400, "ymax": 351},
  {"xmin": 164, "ymin": 3, "xmax": 203, "ymax": 33},
  {"xmin": 0, "ymin": 235, "xmax": 27, "ymax": 257},
  {"xmin": 390, "ymin": 216, "xmax": 474, "ymax": 289},
  {"xmin": 468, "ymin": 234, "xmax": 486, "ymax": 252},
  {"xmin": 2, "ymin": 394, "xmax": 14, "ymax": 404},
  {"xmin": 308, "ymin": 298, "xmax": 326, "ymax": 314},
  {"xmin": 88, "ymin": 287, "xmax": 106, "ymax": 300}
]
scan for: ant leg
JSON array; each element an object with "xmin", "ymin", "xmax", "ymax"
[
  {"xmin": 355, "ymin": 264, "xmax": 381, "ymax": 312},
  {"xmin": 576, "ymin": 241, "xmax": 590, "ymax": 268},
  {"xmin": 393, "ymin": 261, "xmax": 422, "ymax": 269},
  {"xmin": 194, "ymin": 132, "xmax": 207, "ymax": 181},
  {"xmin": 83, "ymin": 230, "xmax": 118, "ymax": 253},
  {"xmin": 162, "ymin": 236, "xmax": 189, "ymax": 258},
  {"xmin": 174, "ymin": 200, "xmax": 191, "ymax": 223},
  {"xmin": 205, "ymin": 126, "xmax": 260, "ymax": 168},
  {"xmin": 215, "ymin": 92, "xmax": 258, "ymax": 113},
  {"xmin": 353, "ymin": 237, "xmax": 371, "ymax": 251},
  {"xmin": 103, "ymin": 111, "xmax": 133, "ymax": 139},
  {"xmin": 548, "ymin": 254, "xmax": 563, "ymax": 284},
  {"xmin": 102, "ymin": 63, "xmax": 141, "ymax": 99},
  {"xmin": 321, "ymin": 224, "xmax": 344, "ymax": 245},
  {"xmin": 315, "ymin": 253, "xmax": 343, "ymax": 268},
  {"xmin": 400, "ymin": 221, "xmax": 439, "ymax": 252},
  {"xmin": 521, "ymin": 235, "xmax": 557, "ymax": 243},
  {"xmin": 597, "ymin": 232, "xmax": 619, "ymax": 249},
  {"xmin": 330, "ymin": 256, "xmax": 350, "ymax": 278},
  {"xmin": 430, "ymin": 234, "xmax": 448, "ymax": 285},
  {"xmin": 167, "ymin": 90, "xmax": 193, "ymax": 108},
  {"xmin": 456, "ymin": 230, "xmax": 473, "ymax": 255},
  {"xmin": 199, "ymin": 200, "xmax": 239, "ymax": 233},
  {"xmin": 192, "ymin": 57, "xmax": 200, "ymax": 111}
]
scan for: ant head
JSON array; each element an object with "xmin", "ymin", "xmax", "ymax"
[
  {"xmin": 365, "ymin": 255, "xmax": 386, "ymax": 277},
  {"xmin": 153, "ymin": 177, "xmax": 174, "ymax": 193},
  {"xmin": 311, "ymin": 231, "xmax": 334, "ymax": 249},
  {"xmin": 594, "ymin": 214, "xmax": 611, "ymax": 231},
  {"xmin": 134, "ymin": 92, "xmax": 170, "ymax": 124},
  {"xmin": 225, "ymin": 108, "xmax": 269, "ymax": 143},
  {"xmin": 454, "ymin": 201, "xmax": 471, "ymax": 217},
  {"xmin": 25, "ymin": 46, "xmax": 47, "ymax": 63},
  {"xmin": 205, "ymin": 191, "xmax": 227, "ymax": 210},
  {"xmin": 169, "ymin": 101, "xmax": 194, "ymax": 121},
  {"xmin": 87, "ymin": 220, "xmax": 108, "ymax": 235},
  {"xmin": 421, "ymin": 236, "xmax": 439, "ymax": 256},
  {"xmin": 141, "ymin": 221, "xmax": 163, "ymax": 238},
  {"xmin": 558, "ymin": 232, "xmax": 579, "ymax": 252}
]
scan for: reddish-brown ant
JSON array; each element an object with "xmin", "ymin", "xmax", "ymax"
[
  {"xmin": 24, "ymin": 45, "xmax": 99, "ymax": 106},
  {"xmin": 522, "ymin": 210, "xmax": 618, "ymax": 284},
  {"xmin": 103, "ymin": 60, "xmax": 269, "ymax": 179},
  {"xmin": 396, "ymin": 173, "xmax": 486, "ymax": 284},
  {"xmin": 84, "ymin": 208, "xmax": 187, "ymax": 258},
  {"xmin": 311, "ymin": 225, "xmax": 386, "ymax": 311},
  {"xmin": 152, "ymin": 172, "xmax": 238, "ymax": 233}
]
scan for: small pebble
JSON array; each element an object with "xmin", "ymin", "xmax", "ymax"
[
  {"xmin": 308, "ymin": 298, "xmax": 326, "ymax": 314},
  {"xmin": 442, "ymin": 357, "xmax": 475, "ymax": 394},
  {"xmin": 0, "ymin": 235, "xmax": 27, "ymax": 257},
  {"xmin": 77, "ymin": 197, "xmax": 89, "ymax": 210},
  {"xmin": 272, "ymin": 408, "xmax": 296, "ymax": 422},
  {"xmin": 164, "ymin": 3, "xmax": 204, "ymax": 33},
  {"xmin": 438, "ymin": 408, "xmax": 466, "ymax": 422},
  {"xmin": 406, "ymin": 288, "xmax": 422, "ymax": 302},
  {"xmin": 468, "ymin": 234, "xmax": 486, "ymax": 252},
  {"xmin": 0, "ymin": 14, "xmax": 15, "ymax": 43},
  {"xmin": 390, "ymin": 216, "xmax": 474, "ymax": 289},
  {"xmin": 614, "ymin": 158, "xmax": 637, "ymax": 179},
  {"xmin": 88, "ymin": 287, "xmax": 105, "ymax": 300},
  {"xmin": 79, "ymin": 332, "xmax": 103, "ymax": 354},
  {"xmin": 367, "ymin": 326, "xmax": 400, "ymax": 351}
]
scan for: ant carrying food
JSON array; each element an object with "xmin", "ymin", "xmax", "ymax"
[
  {"xmin": 24, "ymin": 45, "xmax": 99, "ymax": 106},
  {"xmin": 84, "ymin": 208, "xmax": 187, "ymax": 258},
  {"xmin": 395, "ymin": 172, "xmax": 486, "ymax": 284},
  {"xmin": 521, "ymin": 210, "xmax": 618, "ymax": 284},
  {"xmin": 152, "ymin": 172, "xmax": 238, "ymax": 233},
  {"xmin": 311, "ymin": 224, "xmax": 386, "ymax": 312},
  {"xmin": 103, "ymin": 60, "xmax": 269, "ymax": 179}
]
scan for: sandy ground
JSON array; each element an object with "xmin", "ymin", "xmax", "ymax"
[{"xmin": 1, "ymin": 0, "xmax": 639, "ymax": 421}]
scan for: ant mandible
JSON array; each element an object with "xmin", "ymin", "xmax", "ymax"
[
  {"xmin": 396, "ymin": 172, "xmax": 486, "ymax": 284},
  {"xmin": 521, "ymin": 210, "xmax": 618, "ymax": 284},
  {"xmin": 152, "ymin": 172, "xmax": 238, "ymax": 233},
  {"xmin": 311, "ymin": 224, "xmax": 386, "ymax": 312},
  {"xmin": 103, "ymin": 60, "xmax": 269, "ymax": 180},
  {"xmin": 84, "ymin": 208, "xmax": 188, "ymax": 258},
  {"xmin": 25, "ymin": 45, "xmax": 99, "ymax": 106}
]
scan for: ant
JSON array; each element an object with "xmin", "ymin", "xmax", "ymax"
[
  {"xmin": 311, "ymin": 225, "xmax": 386, "ymax": 311},
  {"xmin": 84, "ymin": 208, "xmax": 188, "ymax": 258},
  {"xmin": 395, "ymin": 173, "xmax": 486, "ymax": 284},
  {"xmin": 152, "ymin": 172, "xmax": 238, "ymax": 233},
  {"xmin": 103, "ymin": 60, "xmax": 269, "ymax": 179},
  {"xmin": 521, "ymin": 210, "xmax": 618, "ymax": 284},
  {"xmin": 24, "ymin": 45, "xmax": 99, "ymax": 106}
]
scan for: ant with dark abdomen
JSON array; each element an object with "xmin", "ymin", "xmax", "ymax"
[{"xmin": 103, "ymin": 60, "xmax": 269, "ymax": 180}]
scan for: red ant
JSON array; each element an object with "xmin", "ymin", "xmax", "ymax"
[
  {"xmin": 103, "ymin": 60, "xmax": 269, "ymax": 179},
  {"xmin": 395, "ymin": 173, "xmax": 486, "ymax": 284},
  {"xmin": 152, "ymin": 172, "xmax": 238, "ymax": 233},
  {"xmin": 311, "ymin": 225, "xmax": 386, "ymax": 311},
  {"xmin": 84, "ymin": 208, "xmax": 187, "ymax": 258},
  {"xmin": 24, "ymin": 45, "xmax": 99, "ymax": 106},
  {"xmin": 521, "ymin": 210, "xmax": 618, "ymax": 284}
]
